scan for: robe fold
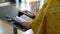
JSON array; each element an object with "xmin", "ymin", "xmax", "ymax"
[{"xmin": 29, "ymin": 0, "xmax": 60, "ymax": 34}]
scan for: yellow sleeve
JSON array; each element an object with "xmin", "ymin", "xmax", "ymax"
[
  {"xmin": 29, "ymin": 2, "xmax": 50, "ymax": 34},
  {"xmin": 29, "ymin": 5, "xmax": 46, "ymax": 34}
]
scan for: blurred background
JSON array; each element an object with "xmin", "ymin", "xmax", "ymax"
[{"xmin": 0, "ymin": 0, "xmax": 44, "ymax": 34}]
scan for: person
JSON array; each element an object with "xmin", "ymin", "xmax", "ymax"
[{"xmin": 22, "ymin": 0, "xmax": 60, "ymax": 34}]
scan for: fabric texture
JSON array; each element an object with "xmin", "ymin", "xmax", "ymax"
[{"xmin": 29, "ymin": 0, "xmax": 60, "ymax": 34}]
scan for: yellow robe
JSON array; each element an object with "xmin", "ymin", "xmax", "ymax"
[{"xmin": 29, "ymin": 0, "xmax": 60, "ymax": 34}]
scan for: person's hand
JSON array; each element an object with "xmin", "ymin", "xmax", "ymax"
[{"xmin": 22, "ymin": 22, "xmax": 30, "ymax": 29}]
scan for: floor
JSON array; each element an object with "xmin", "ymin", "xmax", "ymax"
[{"xmin": 0, "ymin": 19, "xmax": 33, "ymax": 34}]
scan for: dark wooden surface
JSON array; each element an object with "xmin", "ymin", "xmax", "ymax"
[{"xmin": 13, "ymin": 27, "xmax": 18, "ymax": 34}]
